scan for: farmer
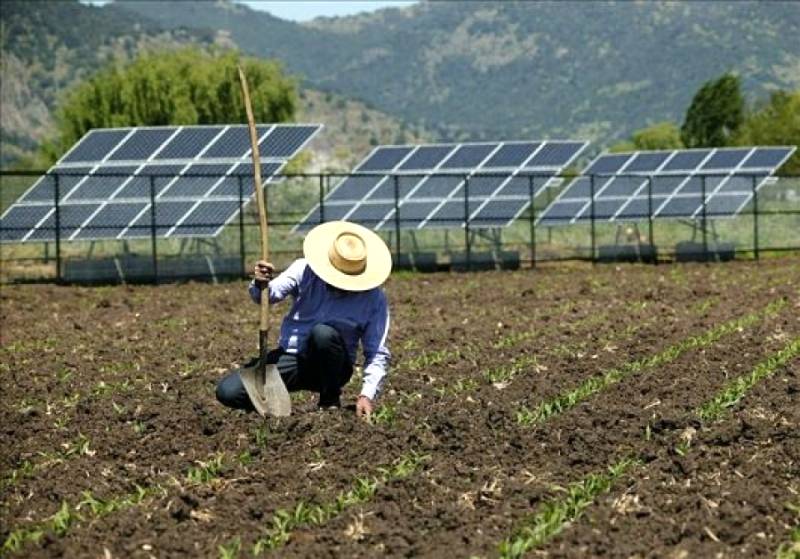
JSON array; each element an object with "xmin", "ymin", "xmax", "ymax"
[{"xmin": 216, "ymin": 221, "xmax": 392, "ymax": 418}]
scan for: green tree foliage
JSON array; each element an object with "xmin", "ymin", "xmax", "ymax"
[
  {"xmin": 734, "ymin": 90, "xmax": 800, "ymax": 173},
  {"xmin": 681, "ymin": 73, "xmax": 744, "ymax": 148},
  {"xmin": 42, "ymin": 48, "xmax": 297, "ymax": 163},
  {"xmin": 611, "ymin": 121, "xmax": 684, "ymax": 152},
  {"xmin": 631, "ymin": 121, "xmax": 683, "ymax": 150}
]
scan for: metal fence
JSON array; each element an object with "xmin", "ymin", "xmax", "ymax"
[{"xmin": 1, "ymin": 169, "xmax": 798, "ymax": 284}]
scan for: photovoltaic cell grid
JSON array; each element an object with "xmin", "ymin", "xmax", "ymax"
[
  {"xmin": 0, "ymin": 124, "xmax": 321, "ymax": 242},
  {"xmin": 537, "ymin": 147, "xmax": 796, "ymax": 226},
  {"xmin": 295, "ymin": 140, "xmax": 588, "ymax": 232}
]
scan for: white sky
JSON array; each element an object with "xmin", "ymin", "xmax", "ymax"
[
  {"xmin": 239, "ymin": 1, "xmax": 417, "ymax": 21},
  {"xmin": 80, "ymin": 1, "xmax": 418, "ymax": 21}
]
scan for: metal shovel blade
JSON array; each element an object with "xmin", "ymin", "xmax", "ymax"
[{"xmin": 239, "ymin": 357, "xmax": 291, "ymax": 417}]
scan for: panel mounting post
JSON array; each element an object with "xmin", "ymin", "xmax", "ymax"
[
  {"xmin": 54, "ymin": 172, "xmax": 62, "ymax": 283},
  {"xmin": 149, "ymin": 174, "xmax": 159, "ymax": 284}
]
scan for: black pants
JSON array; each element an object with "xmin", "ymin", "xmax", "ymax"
[{"xmin": 216, "ymin": 323, "xmax": 353, "ymax": 411}]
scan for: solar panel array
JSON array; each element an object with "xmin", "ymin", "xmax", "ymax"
[
  {"xmin": 296, "ymin": 141, "xmax": 587, "ymax": 232},
  {"xmin": 0, "ymin": 124, "xmax": 321, "ymax": 243},
  {"xmin": 538, "ymin": 146, "xmax": 795, "ymax": 226}
]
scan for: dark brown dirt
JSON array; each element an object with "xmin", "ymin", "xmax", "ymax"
[{"xmin": 1, "ymin": 258, "xmax": 798, "ymax": 558}]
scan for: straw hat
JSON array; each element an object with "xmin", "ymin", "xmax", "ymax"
[{"xmin": 303, "ymin": 221, "xmax": 392, "ymax": 291}]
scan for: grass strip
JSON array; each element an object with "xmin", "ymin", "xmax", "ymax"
[
  {"xmin": 249, "ymin": 451, "xmax": 428, "ymax": 555},
  {"xmin": 516, "ymin": 299, "xmax": 786, "ymax": 425},
  {"xmin": 497, "ymin": 458, "xmax": 640, "ymax": 559},
  {"xmin": 698, "ymin": 337, "xmax": 800, "ymax": 421}
]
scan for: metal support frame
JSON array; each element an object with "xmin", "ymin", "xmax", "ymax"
[
  {"xmin": 54, "ymin": 173, "xmax": 62, "ymax": 283},
  {"xmin": 238, "ymin": 175, "xmax": 246, "ymax": 278},
  {"xmin": 647, "ymin": 176, "xmax": 656, "ymax": 265},
  {"xmin": 319, "ymin": 174, "xmax": 326, "ymax": 224},
  {"xmin": 393, "ymin": 174, "xmax": 401, "ymax": 260},
  {"xmin": 528, "ymin": 175, "xmax": 536, "ymax": 268},
  {"xmin": 752, "ymin": 174, "xmax": 759, "ymax": 261},
  {"xmin": 589, "ymin": 174, "xmax": 596, "ymax": 263},
  {"xmin": 149, "ymin": 175, "xmax": 158, "ymax": 283},
  {"xmin": 701, "ymin": 175, "xmax": 708, "ymax": 262},
  {"xmin": 464, "ymin": 173, "xmax": 471, "ymax": 270},
  {"xmin": 546, "ymin": 182, "xmax": 553, "ymax": 244}
]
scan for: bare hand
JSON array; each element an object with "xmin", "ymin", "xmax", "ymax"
[
  {"xmin": 253, "ymin": 260, "xmax": 274, "ymax": 287},
  {"xmin": 356, "ymin": 395, "xmax": 373, "ymax": 419}
]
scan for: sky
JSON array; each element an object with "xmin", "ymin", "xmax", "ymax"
[
  {"xmin": 239, "ymin": 1, "xmax": 418, "ymax": 21},
  {"xmin": 80, "ymin": 1, "xmax": 418, "ymax": 21}
]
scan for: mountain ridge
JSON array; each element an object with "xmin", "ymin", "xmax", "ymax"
[
  {"xmin": 112, "ymin": 0, "xmax": 800, "ymax": 142},
  {"xmin": 1, "ymin": 0, "xmax": 798, "ymax": 167}
]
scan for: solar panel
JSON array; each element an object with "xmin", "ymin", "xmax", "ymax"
[
  {"xmin": 296, "ymin": 140, "xmax": 588, "ymax": 232},
  {"xmin": 537, "ymin": 146, "xmax": 795, "ymax": 226},
  {"xmin": 0, "ymin": 124, "xmax": 322, "ymax": 243}
]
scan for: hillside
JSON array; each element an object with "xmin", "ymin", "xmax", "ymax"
[
  {"xmin": 2, "ymin": 0, "xmax": 798, "ymax": 168},
  {"xmin": 0, "ymin": 0, "xmax": 219, "ymax": 165},
  {"xmin": 114, "ymin": 0, "xmax": 800, "ymax": 143},
  {"xmin": 0, "ymin": 0, "xmax": 428, "ymax": 169}
]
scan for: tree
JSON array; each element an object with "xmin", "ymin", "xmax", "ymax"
[
  {"xmin": 611, "ymin": 121, "xmax": 684, "ymax": 152},
  {"xmin": 42, "ymin": 48, "xmax": 297, "ymax": 163},
  {"xmin": 734, "ymin": 89, "xmax": 800, "ymax": 173},
  {"xmin": 630, "ymin": 121, "xmax": 683, "ymax": 150},
  {"xmin": 681, "ymin": 73, "xmax": 744, "ymax": 148}
]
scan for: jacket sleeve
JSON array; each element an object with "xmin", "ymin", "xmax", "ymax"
[
  {"xmin": 249, "ymin": 259, "xmax": 306, "ymax": 305},
  {"xmin": 360, "ymin": 290, "xmax": 391, "ymax": 401}
]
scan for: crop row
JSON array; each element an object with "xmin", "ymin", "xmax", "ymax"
[
  {"xmin": 1, "ymin": 267, "xmax": 794, "ymax": 556},
  {"xmin": 205, "ymin": 297, "xmax": 791, "ymax": 557},
  {"xmin": 0, "ymin": 288, "xmax": 768, "ymax": 556},
  {"xmin": 498, "ymin": 335, "xmax": 800, "ymax": 557},
  {"xmin": 2, "ymin": 285, "xmax": 658, "ymax": 505}
]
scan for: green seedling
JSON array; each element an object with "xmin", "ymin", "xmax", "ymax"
[
  {"xmin": 186, "ymin": 454, "xmax": 226, "ymax": 484},
  {"xmin": 370, "ymin": 403, "xmax": 397, "ymax": 425},
  {"xmin": 698, "ymin": 337, "xmax": 800, "ymax": 421},
  {"xmin": 252, "ymin": 425, "xmax": 270, "ymax": 447},
  {"xmin": 50, "ymin": 501, "xmax": 75, "ymax": 536},
  {"xmin": 63, "ymin": 434, "xmax": 93, "ymax": 457},
  {"xmin": 517, "ymin": 299, "xmax": 786, "ymax": 425},
  {"xmin": 218, "ymin": 537, "xmax": 241, "ymax": 559},
  {"xmin": 132, "ymin": 421, "xmax": 147, "ymax": 434},
  {"xmin": 1, "ymin": 527, "xmax": 45, "ymax": 554},
  {"xmin": 499, "ymin": 458, "xmax": 639, "ymax": 558},
  {"xmin": 252, "ymin": 451, "xmax": 428, "ymax": 554},
  {"xmin": 237, "ymin": 451, "xmax": 253, "ymax": 466},
  {"xmin": 406, "ymin": 348, "xmax": 460, "ymax": 371}
]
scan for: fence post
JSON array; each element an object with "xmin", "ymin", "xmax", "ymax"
[
  {"xmin": 528, "ymin": 174, "xmax": 536, "ymax": 268},
  {"xmin": 701, "ymin": 175, "xmax": 708, "ymax": 262},
  {"xmin": 589, "ymin": 174, "xmax": 596, "ymax": 264},
  {"xmin": 149, "ymin": 175, "xmax": 158, "ymax": 284},
  {"xmin": 54, "ymin": 172, "xmax": 62, "ymax": 283},
  {"xmin": 647, "ymin": 176, "xmax": 656, "ymax": 266},
  {"xmin": 464, "ymin": 173, "xmax": 471, "ymax": 271},
  {"xmin": 238, "ymin": 175, "xmax": 246, "ymax": 278},
  {"xmin": 752, "ymin": 174, "xmax": 759, "ymax": 261},
  {"xmin": 546, "ymin": 183, "xmax": 552, "ymax": 244},
  {"xmin": 393, "ymin": 174, "xmax": 401, "ymax": 261},
  {"xmin": 319, "ymin": 173, "xmax": 326, "ymax": 224}
]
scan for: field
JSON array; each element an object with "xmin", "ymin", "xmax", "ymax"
[{"xmin": 1, "ymin": 259, "xmax": 799, "ymax": 558}]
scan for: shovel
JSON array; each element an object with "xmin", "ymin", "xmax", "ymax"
[{"xmin": 232, "ymin": 65, "xmax": 291, "ymax": 417}]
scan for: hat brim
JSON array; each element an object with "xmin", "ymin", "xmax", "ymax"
[{"xmin": 303, "ymin": 221, "xmax": 392, "ymax": 291}]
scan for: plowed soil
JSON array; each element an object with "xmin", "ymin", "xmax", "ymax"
[{"xmin": 1, "ymin": 258, "xmax": 798, "ymax": 558}]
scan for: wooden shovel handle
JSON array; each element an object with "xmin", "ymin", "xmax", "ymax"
[{"xmin": 237, "ymin": 65, "xmax": 270, "ymax": 336}]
